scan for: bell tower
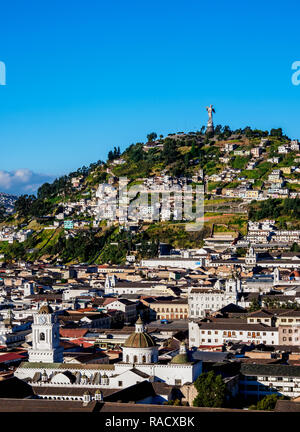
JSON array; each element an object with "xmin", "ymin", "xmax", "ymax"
[{"xmin": 28, "ymin": 301, "xmax": 63, "ymax": 363}]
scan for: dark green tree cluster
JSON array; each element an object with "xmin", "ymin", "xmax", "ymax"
[
  {"xmin": 108, "ymin": 147, "xmax": 121, "ymax": 161},
  {"xmin": 47, "ymin": 229, "xmax": 112, "ymax": 263},
  {"xmin": 137, "ymin": 237, "xmax": 159, "ymax": 259},
  {"xmin": 249, "ymin": 394, "xmax": 285, "ymax": 411},
  {"xmin": 291, "ymin": 242, "xmax": 300, "ymax": 252},
  {"xmin": 248, "ymin": 298, "xmax": 261, "ymax": 312},
  {"xmin": 160, "ymin": 138, "xmax": 179, "ymax": 165},
  {"xmin": 125, "ymin": 143, "xmax": 145, "ymax": 163},
  {"xmin": 270, "ymin": 128, "xmax": 283, "ymax": 138},
  {"xmin": 147, "ymin": 132, "xmax": 157, "ymax": 142},
  {"xmin": 193, "ymin": 371, "xmax": 226, "ymax": 408},
  {"xmin": 14, "ymin": 194, "xmax": 54, "ymax": 219},
  {"xmin": 249, "ymin": 198, "xmax": 300, "ymax": 221}
]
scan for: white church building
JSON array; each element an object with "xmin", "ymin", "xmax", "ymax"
[{"xmin": 14, "ymin": 302, "xmax": 202, "ymax": 401}]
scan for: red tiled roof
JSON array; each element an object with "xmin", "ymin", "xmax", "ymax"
[
  {"xmin": 59, "ymin": 329, "xmax": 88, "ymax": 338},
  {"xmin": 76, "ymin": 308, "xmax": 98, "ymax": 313},
  {"xmin": 69, "ymin": 338, "xmax": 94, "ymax": 349},
  {"xmin": 0, "ymin": 353, "xmax": 26, "ymax": 363},
  {"xmin": 102, "ymin": 298, "xmax": 115, "ymax": 306}
]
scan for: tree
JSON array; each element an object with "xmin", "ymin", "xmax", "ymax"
[
  {"xmin": 193, "ymin": 371, "xmax": 226, "ymax": 408},
  {"xmin": 248, "ymin": 298, "xmax": 261, "ymax": 312},
  {"xmin": 147, "ymin": 132, "xmax": 157, "ymax": 142},
  {"xmin": 249, "ymin": 394, "xmax": 285, "ymax": 411},
  {"xmin": 160, "ymin": 139, "xmax": 179, "ymax": 165},
  {"xmin": 107, "ymin": 146, "xmax": 121, "ymax": 162},
  {"xmin": 270, "ymin": 128, "xmax": 283, "ymax": 138},
  {"xmin": 291, "ymin": 242, "xmax": 300, "ymax": 252},
  {"xmin": 14, "ymin": 195, "xmax": 37, "ymax": 218}
]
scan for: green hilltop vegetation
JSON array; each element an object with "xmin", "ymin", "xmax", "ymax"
[{"xmin": 1, "ymin": 125, "xmax": 300, "ymax": 265}]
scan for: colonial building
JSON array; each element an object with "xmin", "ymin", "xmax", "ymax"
[
  {"xmin": 188, "ymin": 278, "xmax": 242, "ymax": 319},
  {"xmin": 15, "ymin": 306, "xmax": 202, "ymax": 401},
  {"xmin": 188, "ymin": 319, "xmax": 279, "ymax": 348}
]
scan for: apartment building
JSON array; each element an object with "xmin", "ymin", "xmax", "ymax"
[
  {"xmin": 188, "ymin": 320, "xmax": 279, "ymax": 348},
  {"xmin": 239, "ymin": 364, "xmax": 300, "ymax": 400}
]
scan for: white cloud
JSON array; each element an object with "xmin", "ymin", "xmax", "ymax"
[{"xmin": 0, "ymin": 170, "xmax": 56, "ymax": 195}]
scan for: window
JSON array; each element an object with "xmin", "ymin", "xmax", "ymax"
[
  {"xmin": 40, "ymin": 332, "xmax": 45, "ymax": 341},
  {"xmin": 118, "ymin": 381, "xmax": 123, "ymax": 387},
  {"xmin": 133, "ymin": 355, "xmax": 138, "ymax": 363}
]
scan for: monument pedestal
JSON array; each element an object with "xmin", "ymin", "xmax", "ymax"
[{"xmin": 206, "ymin": 123, "xmax": 214, "ymax": 134}]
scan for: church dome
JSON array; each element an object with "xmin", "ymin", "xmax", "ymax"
[
  {"xmin": 124, "ymin": 316, "xmax": 156, "ymax": 348},
  {"xmin": 38, "ymin": 303, "xmax": 53, "ymax": 314},
  {"xmin": 124, "ymin": 332, "xmax": 156, "ymax": 348},
  {"xmin": 170, "ymin": 353, "xmax": 189, "ymax": 364},
  {"xmin": 170, "ymin": 342, "xmax": 190, "ymax": 364}
]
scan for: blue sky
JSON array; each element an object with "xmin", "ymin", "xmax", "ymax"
[{"xmin": 0, "ymin": 0, "xmax": 300, "ymax": 194}]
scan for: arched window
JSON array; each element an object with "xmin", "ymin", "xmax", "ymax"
[
  {"xmin": 142, "ymin": 355, "xmax": 146, "ymax": 363},
  {"xmin": 40, "ymin": 332, "xmax": 45, "ymax": 341},
  {"xmin": 133, "ymin": 355, "xmax": 138, "ymax": 363}
]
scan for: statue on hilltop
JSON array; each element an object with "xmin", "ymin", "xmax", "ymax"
[{"xmin": 206, "ymin": 104, "xmax": 215, "ymax": 134}]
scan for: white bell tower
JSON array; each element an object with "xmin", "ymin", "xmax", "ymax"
[{"xmin": 28, "ymin": 302, "xmax": 63, "ymax": 363}]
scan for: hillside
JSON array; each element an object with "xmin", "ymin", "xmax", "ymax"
[{"xmin": 1, "ymin": 125, "xmax": 300, "ymax": 265}]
